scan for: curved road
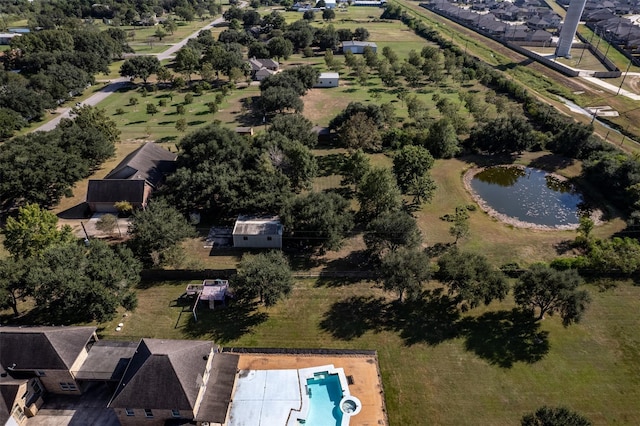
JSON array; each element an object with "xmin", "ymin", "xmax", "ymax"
[{"xmin": 33, "ymin": 15, "xmax": 226, "ymax": 132}]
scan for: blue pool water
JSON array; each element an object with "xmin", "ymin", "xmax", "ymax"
[{"xmin": 303, "ymin": 373, "xmax": 344, "ymax": 426}]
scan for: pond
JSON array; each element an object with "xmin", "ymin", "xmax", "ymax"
[{"xmin": 467, "ymin": 166, "xmax": 589, "ymax": 229}]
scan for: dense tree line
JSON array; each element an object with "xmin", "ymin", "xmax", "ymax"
[
  {"xmin": 4, "ymin": 0, "xmax": 221, "ymax": 28},
  {"xmin": 0, "ymin": 106, "xmax": 118, "ymax": 210},
  {"xmin": 0, "ymin": 27, "xmax": 130, "ymax": 137}
]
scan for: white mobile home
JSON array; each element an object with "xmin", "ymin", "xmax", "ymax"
[
  {"xmin": 314, "ymin": 72, "xmax": 340, "ymax": 88},
  {"xmin": 233, "ymin": 215, "xmax": 283, "ymax": 249}
]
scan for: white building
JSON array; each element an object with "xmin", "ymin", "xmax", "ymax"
[
  {"xmin": 341, "ymin": 40, "xmax": 378, "ymax": 54},
  {"xmin": 314, "ymin": 72, "xmax": 340, "ymax": 88},
  {"xmin": 233, "ymin": 215, "xmax": 283, "ymax": 249}
]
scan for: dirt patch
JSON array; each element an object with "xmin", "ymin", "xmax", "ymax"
[{"xmin": 462, "ymin": 165, "xmax": 603, "ymax": 231}]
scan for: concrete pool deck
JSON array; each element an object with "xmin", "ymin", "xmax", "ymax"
[{"xmin": 233, "ymin": 354, "xmax": 388, "ymax": 426}]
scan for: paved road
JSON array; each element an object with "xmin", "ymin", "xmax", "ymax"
[
  {"xmin": 156, "ymin": 16, "xmax": 224, "ymax": 61},
  {"xmin": 34, "ymin": 78, "xmax": 131, "ymax": 132},
  {"xmin": 32, "ymin": 14, "xmax": 229, "ymax": 133}
]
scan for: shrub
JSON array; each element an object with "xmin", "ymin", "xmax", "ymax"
[
  {"xmin": 184, "ymin": 93, "xmax": 193, "ymax": 104},
  {"xmin": 129, "ymin": 97, "xmax": 138, "ymax": 106}
]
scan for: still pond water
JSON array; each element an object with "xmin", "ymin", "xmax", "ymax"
[{"xmin": 470, "ymin": 166, "xmax": 587, "ymax": 227}]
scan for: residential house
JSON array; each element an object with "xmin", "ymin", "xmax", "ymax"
[
  {"xmin": 233, "ymin": 215, "xmax": 283, "ymax": 249},
  {"xmin": 342, "ymin": 40, "xmax": 378, "ymax": 54},
  {"xmin": 108, "ymin": 339, "xmax": 238, "ymax": 426},
  {"xmin": 1, "ymin": 368, "xmax": 44, "ymax": 426},
  {"xmin": 0, "ymin": 326, "xmax": 98, "ymax": 397},
  {"xmin": 86, "ymin": 142, "xmax": 177, "ymax": 213},
  {"xmin": 314, "ymin": 72, "xmax": 340, "ymax": 87},
  {"xmin": 248, "ymin": 58, "xmax": 280, "ymax": 81}
]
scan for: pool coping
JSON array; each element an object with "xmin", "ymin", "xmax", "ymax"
[{"xmin": 287, "ymin": 364, "xmax": 354, "ymax": 426}]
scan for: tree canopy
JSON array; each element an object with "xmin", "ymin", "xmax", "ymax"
[
  {"xmin": 27, "ymin": 240, "xmax": 141, "ymax": 323},
  {"xmin": 2, "ymin": 203, "xmax": 74, "ymax": 259},
  {"xmin": 379, "ymin": 248, "xmax": 430, "ymax": 302},
  {"xmin": 280, "ymin": 191, "xmax": 353, "ymax": 253},
  {"xmin": 127, "ymin": 199, "xmax": 196, "ymax": 267},
  {"xmin": 521, "ymin": 406, "xmax": 592, "ymax": 426},
  {"xmin": 392, "ymin": 145, "xmax": 437, "ymax": 205},
  {"xmin": 364, "ymin": 211, "xmax": 422, "ymax": 258},
  {"xmin": 162, "ymin": 123, "xmax": 294, "ymax": 215},
  {"xmin": 235, "ymin": 251, "xmax": 293, "ymax": 306},
  {"xmin": 0, "ymin": 106, "xmax": 117, "ymax": 209},
  {"xmin": 120, "ymin": 56, "xmax": 161, "ymax": 84},
  {"xmin": 357, "ymin": 167, "xmax": 402, "ymax": 221},
  {"xmin": 436, "ymin": 248, "xmax": 509, "ymax": 309},
  {"xmin": 514, "ymin": 264, "xmax": 590, "ymax": 325}
]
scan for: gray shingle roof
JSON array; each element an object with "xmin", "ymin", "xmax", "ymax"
[
  {"xmin": 0, "ymin": 383, "xmax": 20, "ymax": 424},
  {"xmin": 0, "ymin": 326, "xmax": 96, "ymax": 371},
  {"xmin": 104, "ymin": 142, "xmax": 177, "ymax": 186},
  {"xmin": 86, "ymin": 179, "xmax": 146, "ymax": 204},
  {"xmin": 109, "ymin": 339, "xmax": 215, "ymax": 411},
  {"xmin": 194, "ymin": 353, "xmax": 239, "ymax": 423}
]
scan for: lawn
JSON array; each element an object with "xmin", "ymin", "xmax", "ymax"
[{"xmin": 93, "ymin": 277, "xmax": 640, "ymax": 425}]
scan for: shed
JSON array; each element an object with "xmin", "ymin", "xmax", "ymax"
[
  {"xmin": 235, "ymin": 127, "xmax": 254, "ymax": 136},
  {"xmin": 314, "ymin": 72, "xmax": 339, "ymax": 88},
  {"xmin": 233, "ymin": 215, "xmax": 283, "ymax": 249},
  {"xmin": 341, "ymin": 40, "xmax": 377, "ymax": 54}
]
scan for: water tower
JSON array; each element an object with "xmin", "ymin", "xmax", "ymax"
[{"xmin": 555, "ymin": 0, "xmax": 588, "ymax": 58}]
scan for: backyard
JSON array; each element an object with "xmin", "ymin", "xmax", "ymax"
[{"xmin": 93, "ymin": 277, "xmax": 640, "ymax": 425}]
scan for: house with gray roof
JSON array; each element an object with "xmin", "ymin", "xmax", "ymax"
[
  {"xmin": 86, "ymin": 142, "xmax": 176, "ymax": 213},
  {"xmin": 0, "ymin": 326, "xmax": 98, "ymax": 425},
  {"xmin": 108, "ymin": 338, "xmax": 238, "ymax": 425},
  {"xmin": 0, "ymin": 326, "xmax": 97, "ymax": 396},
  {"xmin": 248, "ymin": 57, "xmax": 280, "ymax": 81}
]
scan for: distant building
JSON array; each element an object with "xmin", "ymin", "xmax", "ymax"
[
  {"xmin": 315, "ymin": 72, "xmax": 340, "ymax": 88},
  {"xmin": 235, "ymin": 127, "xmax": 254, "ymax": 136},
  {"xmin": 248, "ymin": 57, "xmax": 280, "ymax": 81},
  {"xmin": 342, "ymin": 40, "xmax": 377, "ymax": 54},
  {"xmin": 233, "ymin": 215, "xmax": 283, "ymax": 249},
  {"xmin": 0, "ymin": 33, "xmax": 20, "ymax": 45},
  {"xmin": 86, "ymin": 142, "xmax": 176, "ymax": 213},
  {"xmin": 325, "ymin": 0, "xmax": 337, "ymax": 8}
]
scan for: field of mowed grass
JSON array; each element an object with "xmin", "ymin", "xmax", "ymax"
[
  {"xmin": 95, "ymin": 277, "xmax": 640, "ymax": 425},
  {"xmin": 94, "ymin": 83, "xmax": 239, "ymax": 141}
]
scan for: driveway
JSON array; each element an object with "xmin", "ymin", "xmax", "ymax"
[{"xmin": 26, "ymin": 383, "xmax": 119, "ymax": 426}]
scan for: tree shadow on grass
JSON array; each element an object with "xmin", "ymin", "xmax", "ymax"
[
  {"xmin": 529, "ymin": 153, "xmax": 575, "ymax": 172},
  {"xmin": 319, "ymin": 295, "xmax": 388, "ymax": 340},
  {"xmin": 183, "ymin": 300, "xmax": 268, "ymax": 344},
  {"xmin": 460, "ymin": 309, "xmax": 549, "ymax": 368},
  {"xmin": 316, "ymin": 250, "xmax": 376, "ymax": 287},
  {"xmin": 187, "ymin": 120, "xmax": 206, "ymax": 126},
  {"xmin": 317, "ymin": 153, "xmax": 346, "ymax": 177},
  {"xmin": 389, "ymin": 289, "xmax": 462, "ymax": 346}
]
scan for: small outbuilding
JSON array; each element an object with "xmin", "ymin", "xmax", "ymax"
[
  {"xmin": 342, "ymin": 40, "xmax": 377, "ymax": 54},
  {"xmin": 314, "ymin": 72, "xmax": 339, "ymax": 88},
  {"xmin": 232, "ymin": 215, "xmax": 283, "ymax": 249}
]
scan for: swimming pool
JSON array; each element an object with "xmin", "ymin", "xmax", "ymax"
[{"xmin": 303, "ymin": 372, "xmax": 343, "ymax": 426}]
